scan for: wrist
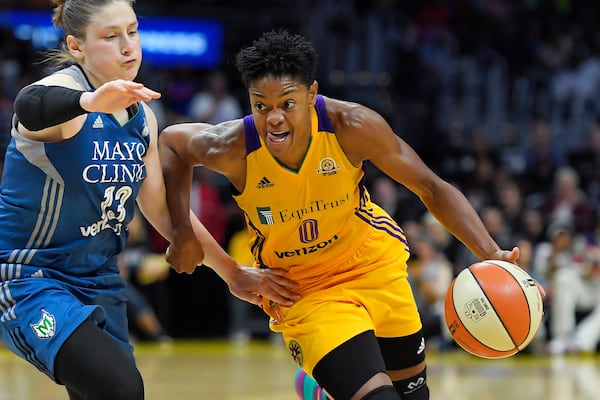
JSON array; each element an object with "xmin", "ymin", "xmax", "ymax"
[
  {"xmin": 79, "ymin": 91, "xmax": 93, "ymax": 112},
  {"xmin": 208, "ymin": 256, "xmax": 239, "ymax": 281}
]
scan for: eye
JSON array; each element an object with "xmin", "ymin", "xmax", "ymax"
[
  {"xmin": 283, "ymin": 100, "xmax": 295, "ymax": 109},
  {"xmin": 128, "ymin": 29, "xmax": 138, "ymax": 36},
  {"xmin": 254, "ymin": 103, "xmax": 267, "ymax": 112}
]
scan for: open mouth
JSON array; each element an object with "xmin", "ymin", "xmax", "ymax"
[{"xmin": 267, "ymin": 131, "xmax": 290, "ymax": 144}]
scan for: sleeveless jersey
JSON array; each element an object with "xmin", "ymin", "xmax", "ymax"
[
  {"xmin": 234, "ymin": 95, "xmax": 410, "ymax": 290},
  {"xmin": 0, "ymin": 65, "xmax": 150, "ymax": 279}
]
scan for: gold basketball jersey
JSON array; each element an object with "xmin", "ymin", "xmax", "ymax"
[{"xmin": 234, "ymin": 95, "xmax": 410, "ymax": 291}]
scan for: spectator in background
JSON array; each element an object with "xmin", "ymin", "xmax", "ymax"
[
  {"xmin": 520, "ymin": 208, "xmax": 546, "ymax": 244},
  {"xmin": 539, "ymin": 166, "xmax": 596, "ymax": 238},
  {"xmin": 190, "ymin": 168, "xmax": 227, "ymax": 246},
  {"xmin": 496, "ymin": 180, "xmax": 526, "ymax": 234},
  {"xmin": 164, "ymin": 66, "xmax": 197, "ymax": 120},
  {"xmin": 481, "ymin": 206, "xmax": 514, "ymax": 250},
  {"xmin": 548, "ymin": 242, "xmax": 600, "ymax": 354},
  {"xmin": 407, "ymin": 232, "xmax": 453, "ymax": 347},
  {"xmin": 371, "ymin": 175, "xmax": 426, "ymax": 224},
  {"xmin": 569, "ymin": 122, "xmax": 600, "ymax": 209},
  {"xmin": 531, "ymin": 219, "xmax": 594, "ymax": 354},
  {"xmin": 520, "ymin": 119, "xmax": 566, "ymax": 203},
  {"xmin": 421, "ymin": 211, "xmax": 461, "ymax": 272},
  {"xmin": 119, "ymin": 209, "xmax": 171, "ymax": 343},
  {"xmin": 188, "ymin": 70, "xmax": 243, "ymax": 124},
  {"xmin": 461, "ymin": 156, "xmax": 497, "ymax": 212}
]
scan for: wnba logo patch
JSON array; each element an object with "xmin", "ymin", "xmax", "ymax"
[
  {"xmin": 289, "ymin": 340, "xmax": 304, "ymax": 367},
  {"xmin": 30, "ymin": 309, "xmax": 56, "ymax": 339},
  {"xmin": 316, "ymin": 157, "xmax": 340, "ymax": 176}
]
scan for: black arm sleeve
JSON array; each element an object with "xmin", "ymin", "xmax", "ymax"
[{"xmin": 13, "ymin": 85, "xmax": 86, "ymax": 131}]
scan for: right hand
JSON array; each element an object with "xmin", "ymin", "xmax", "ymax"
[
  {"xmin": 165, "ymin": 232, "xmax": 205, "ymax": 274},
  {"xmin": 228, "ymin": 266, "xmax": 300, "ymax": 308},
  {"xmin": 80, "ymin": 80, "xmax": 161, "ymax": 113}
]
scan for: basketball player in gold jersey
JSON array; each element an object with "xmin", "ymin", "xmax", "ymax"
[{"xmin": 159, "ymin": 30, "xmax": 523, "ymax": 400}]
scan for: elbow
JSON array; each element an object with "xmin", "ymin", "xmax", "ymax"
[
  {"xmin": 14, "ymin": 89, "xmax": 42, "ymax": 131},
  {"xmin": 416, "ymin": 178, "xmax": 451, "ymax": 206},
  {"xmin": 158, "ymin": 126, "xmax": 174, "ymax": 148},
  {"xmin": 158, "ymin": 127, "xmax": 180, "ymax": 160}
]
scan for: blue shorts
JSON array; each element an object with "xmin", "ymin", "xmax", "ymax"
[{"xmin": 0, "ymin": 272, "xmax": 131, "ymax": 381}]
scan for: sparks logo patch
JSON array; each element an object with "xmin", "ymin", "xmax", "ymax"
[
  {"xmin": 31, "ymin": 309, "xmax": 56, "ymax": 339},
  {"xmin": 257, "ymin": 207, "xmax": 274, "ymax": 225},
  {"xmin": 316, "ymin": 157, "xmax": 340, "ymax": 176}
]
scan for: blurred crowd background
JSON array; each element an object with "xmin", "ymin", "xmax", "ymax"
[{"xmin": 1, "ymin": 0, "xmax": 600, "ymax": 354}]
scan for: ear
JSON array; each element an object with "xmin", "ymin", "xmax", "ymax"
[
  {"xmin": 308, "ymin": 80, "xmax": 318, "ymax": 105},
  {"xmin": 66, "ymin": 34, "xmax": 84, "ymax": 61}
]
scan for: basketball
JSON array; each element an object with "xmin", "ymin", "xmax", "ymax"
[{"xmin": 443, "ymin": 260, "xmax": 544, "ymax": 359}]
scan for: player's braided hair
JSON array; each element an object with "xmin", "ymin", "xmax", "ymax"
[{"xmin": 235, "ymin": 29, "xmax": 318, "ymax": 88}]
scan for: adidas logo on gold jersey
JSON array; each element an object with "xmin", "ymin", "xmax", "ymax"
[{"xmin": 256, "ymin": 177, "xmax": 274, "ymax": 189}]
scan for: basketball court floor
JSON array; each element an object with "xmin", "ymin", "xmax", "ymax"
[{"xmin": 1, "ymin": 339, "xmax": 598, "ymax": 400}]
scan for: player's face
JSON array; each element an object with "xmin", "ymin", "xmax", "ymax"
[
  {"xmin": 74, "ymin": 1, "xmax": 142, "ymax": 87},
  {"xmin": 248, "ymin": 76, "xmax": 317, "ymax": 170}
]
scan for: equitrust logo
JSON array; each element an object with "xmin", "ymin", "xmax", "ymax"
[{"xmin": 257, "ymin": 207, "xmax": 274, "ymax": 225}]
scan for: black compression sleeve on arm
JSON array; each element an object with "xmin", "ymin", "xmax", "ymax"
[{"xmin": 14, "ymin": 85, "xmax": 86, "ymax": 131}]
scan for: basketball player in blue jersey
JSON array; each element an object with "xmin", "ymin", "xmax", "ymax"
[
  {"xmin": 159, "ymin": 30, "xmax": 535, "ymax": 400},
  {"xmin": 0, "ymin": 3, "xmax": 298, "ymax": 400}
]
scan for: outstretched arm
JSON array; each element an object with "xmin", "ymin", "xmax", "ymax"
[
  {"xmin": 15, "ymin": 74, "xmax": 160, "ymax": 141},
  {"xmin": 336, "ymin": 102, "xmax": 519, "ymax": 264}
]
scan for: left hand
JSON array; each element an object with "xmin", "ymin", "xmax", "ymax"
[
  {"xmin": 488, "ymin": 246, "xmax": 520, "ymax": 264},
  {"xmin": 227, "ymin": 266, "xmax": 300, "ymax": 307}
]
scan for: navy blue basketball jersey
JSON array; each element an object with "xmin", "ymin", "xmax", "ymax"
[{"xmin": 0, "ymin": 65, "xmax": 150, "ymax": 279}]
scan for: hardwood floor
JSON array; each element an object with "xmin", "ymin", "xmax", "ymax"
[{"xmin": 1, "ymin": 340, "xmax": 599, "ymax": 399}]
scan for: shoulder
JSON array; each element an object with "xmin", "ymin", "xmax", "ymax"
[
  {"xmin": 35, "ymin": 69, "xmax": 86, "ymax": 91},
  {"xmin": 201, "ymin": 119, "xmax": 247, "ymax": 183},
  {"xmin": 198, "ymin": 118, "xmax": 246, "ymax": 147},
  {"xmin": 203, "ymin": 119, "xmax": 247, "ymax": 161},
  {"xmin": 141, "ymin": 102, "xmax": 157, "ymax": 121},
  {"xmin": 321, "ymin": 96, "xmax": 385, "ymax": 132},
  {"xmin": 320, "ymin": 96, "xmax": 394, "ymax": 164}
]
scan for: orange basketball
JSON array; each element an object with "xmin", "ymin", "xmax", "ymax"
[{"xmin": 443, "ymin": 260, "xmax": 544, "ymax": 359}]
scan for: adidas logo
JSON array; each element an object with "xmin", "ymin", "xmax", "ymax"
[
  {"xmin": 256, "ymin": 177, "xmax": 274, "ymax": 189},
  {"xmin": 92, "ymin": 116, "xmax": 104, "ymax": 129},
  {"xmin": 31, "ymin": 269, "xmax": 45, "ymax": 278}
]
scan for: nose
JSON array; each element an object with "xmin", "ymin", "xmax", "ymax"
[
  {"xmin": 266, "ymin": 108, "xmax": 284, "ymax": 126},
  {"xmin": 121, "ymin": 35, "xmax": 134, "ymax": 55}
]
